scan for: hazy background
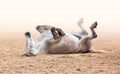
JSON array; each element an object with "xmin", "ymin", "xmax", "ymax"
[{"xmin": 0, "ymin": 0, "xmax": 120, "ymax": 33}]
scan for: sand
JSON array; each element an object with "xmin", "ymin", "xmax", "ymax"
[{"xmin": 0, "ymin": 32, "xmax": 120, "ymax": 74}]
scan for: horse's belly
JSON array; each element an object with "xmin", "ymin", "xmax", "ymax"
[{"xmin": 47, "ymin": 35, "xmax": 80, "ymax": 54}]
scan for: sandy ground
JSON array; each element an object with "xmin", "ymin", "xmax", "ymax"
[{"xmin": 0, "ymin": 32, "xmax": 120, "ymax": 74}]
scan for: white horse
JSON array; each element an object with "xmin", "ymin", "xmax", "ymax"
[{"xmin": 23, "ymin": 18, "xmax": 98, "ymax": 56}]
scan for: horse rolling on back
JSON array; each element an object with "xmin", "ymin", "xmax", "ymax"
[{"xmin": 23, "ymin": 18, "xmax": 98, "ymax": 56}]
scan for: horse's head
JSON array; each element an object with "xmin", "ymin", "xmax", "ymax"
[{"xmin": 36, "ymin": 25, "xmax": 52, "ymax": 33}]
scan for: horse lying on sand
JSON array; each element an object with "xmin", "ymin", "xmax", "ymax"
[{"xmin": 23, "ymin": 18, "xmax": 98, "ymax": 56}]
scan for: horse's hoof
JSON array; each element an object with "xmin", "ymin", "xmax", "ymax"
[
  {"xmin": 22, "ymin": 53, "xmax": 35, "ymax": 57},
  {"xmin": 25, "ymin": 32, "xmax": 31, "ymax": 37},
  {"xmin": 90, "ymin": 21, "xmax": 98, "ymax": 29}
]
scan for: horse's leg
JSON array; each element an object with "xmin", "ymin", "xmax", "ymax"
[
  {"xmin": 51, "ymin": 27, "xmax": 66, "ymax": 40},
  {"xmin": 23, "ymin": 32, "xmax": 35, "ymax": 56},
  {"xmin": 78, "ymin": 21, "xmax": 98, "ymax": 53},
  {"xmin": 71, "ymin": 18, "xmax": 88, "ymax": 39},
  {"xmin": 90, "ymin": 21, "xmax": 98, "ymax": 39},
  {"xmin": 77, "ymin": 18, "xmax": 88, "ymax": 36},
  {"xmin": 51, "ymin": 27, "xmax": 61, "ymax": 40},
  {"xmin": 56, "ymin": 28, "xmax": 65, "ymax": 36}
]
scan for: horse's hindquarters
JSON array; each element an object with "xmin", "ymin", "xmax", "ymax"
[{"xmin": 79, "ymin": 37, "xmax": 92, "ymax": 53}]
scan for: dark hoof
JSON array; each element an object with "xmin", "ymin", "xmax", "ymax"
[
  {"xmin": 56, "ymin": 28, "xmax": 65, "ymax": 36},
  {"xmin": 51, "ymin": 27, "xmax": 56, "ymax": 31},
  {"xmin": 22, "ymin": 53, "xmax": 35, "ymax": 57},
  {"xmin": 25, "ymin": 32, "xmax": 31, "ymax": 37},
  {"xmin": 90, "ymin": 21, "xmax": 98, "ymax": 29},
  {"xmin": 51, "ymin": 27, "xmax": 61, "ymax": 40}
]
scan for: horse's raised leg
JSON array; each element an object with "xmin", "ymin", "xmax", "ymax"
[
  {"xmin": 90, "ymin": 21, "xmax": 98, "ymax": 39},
  {"xmin": 56, "ymin": 28, "xmax": 65, "ymax": 36},
  {"xmin": 23, "ymin": 32, "xmax": 35, "ymax": 56},
  {"xmin": 77, "ymin": 18, "xmax": 88, "ymax": 36},
  {"xmin": 51, "ymin": 27, "xmax": 66, "ymax": 40},
  {"xmin": 51, "ymin": 27, "xmax": 61, "ymax": 40}
]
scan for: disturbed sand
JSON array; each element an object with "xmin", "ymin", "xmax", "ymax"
[{"xmin": 0, "ymin": 32, "xmax": 120, "ymax": 74}]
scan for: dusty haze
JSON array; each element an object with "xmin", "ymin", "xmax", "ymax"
[
  {"xmin": 0, "ymin": 0, "xmax": 120, "ymax": 33},
  {"xmin": 0, "ymin": 0, "xmax": 120, "ymax": 74}
]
